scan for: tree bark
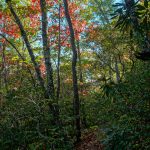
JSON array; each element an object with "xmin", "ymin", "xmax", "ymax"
[
  {"xmin": 56, "ymin": 4, "xmax": 61, "ymax": 100},
  {"xmin": 63, "ymin": 0, "xmax": 81, "ymax": 142},
  {"xmin": 40, "ymin": 0, "xmax": 60, "ymax": 126},
  {"xmin": 40, "ymin": 0, "xmax": 55, "ymax": 99},
  {"xmin": 77, "ymin": 40, "xmax": 87, "ymax": 128}
]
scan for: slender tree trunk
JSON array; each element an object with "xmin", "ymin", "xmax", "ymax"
[
  {"xmin": 40, "ymin": 0, "xmax": 60, "ymax": 125},
  {"xmin": 63, "ymin": 0, "xmax": 81, "ymax": 142},
  {"xmin": 56, "ymin": 4, "xmax": 61, "ymax": 99},
  {"xmin": 77, "ymin": 40, "xmax": 87, "ymax": 128},
  {"xmin": 77, "ymin": 41, "xmax": 83, "ymax": 84},
  {"xmin": 40, "ymin": 0, "xmax": 55, "ymax": 98},
  {"xmin": 6, "ymin": 1, "xmax": 45, "ymax": 93}
]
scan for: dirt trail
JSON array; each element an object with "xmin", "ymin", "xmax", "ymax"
[{"xmin": 75, "ymin": 130, "xmax": 103, "ymax": 150}]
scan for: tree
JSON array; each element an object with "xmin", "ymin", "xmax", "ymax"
[
  {"xmin": 5, "ymin": 0, "xmax": 46, "ymax": 92},
  {"xmin": 40, "ymin": 0, "xmax": 55, "ymax": 98},
  {"xmin": 5, "ymin": 0, "xmax": 60, "ymax": 125},
  {"xmin": 63, "ymin": 0, "xmax": 81, "ymax": 142}
]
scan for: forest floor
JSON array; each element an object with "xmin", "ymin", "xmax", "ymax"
[{"xmin": 75, "ymin": 129, "xmax": 103, "ymax": 150}]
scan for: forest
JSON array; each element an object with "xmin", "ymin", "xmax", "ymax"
[{"xmin": 0, "ymin": 0, "xmax": 150, "ymax": 149}]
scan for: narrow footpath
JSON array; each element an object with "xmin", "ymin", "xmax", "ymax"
[{"xmin": 75, "ymin": 129, "xmax": 103, "ymax": 150}]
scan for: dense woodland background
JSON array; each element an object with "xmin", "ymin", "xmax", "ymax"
[{"xmin": 0, "ymin": 0, "xmax": 150, "ymax": 149}]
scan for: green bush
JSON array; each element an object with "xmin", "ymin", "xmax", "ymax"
[{"xmin": 95, "ymin": 62, "xmax": 150, "ymax": 149}]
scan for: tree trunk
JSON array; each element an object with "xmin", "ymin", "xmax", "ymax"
[
  {"xmin": 40, "ymin": 0, "xmax": 55, "ymax": 99},
  {"xmin": 77, "ymin": 40, "xmax": 87, "ymax": 128},
  {"xmin": 40, "ymin": 0, "xmax": 60, "ymax": 125},
  {"xmin": 56, "ymin": 4, "xmax": 61, "ymax": 100},
  {"xmin": 6, "ymin": 1, "xmax": 45, "ymax": 93},
  {"xmin": 63, "ymin": 0, "xmax": 81, "ymax": 142}
]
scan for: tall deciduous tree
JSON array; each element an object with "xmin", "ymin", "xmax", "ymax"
[
  {"xmin": 40, "ymin": 0, "xmax": 60, "ymax": 125},
  {"xmin": 56, "ymin": 3, "xmax": 61, "ymax": 99},
  {"xmin": 6, "ymin": 0, "xmax": 46, "ymax": 93},
  {"xmin": 63, "ymin": 0, "xmax": 81, "ymax": 142},
  {"xmin": 40, "ymin": 0, "xmax": 54, "ymax": 98}
]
